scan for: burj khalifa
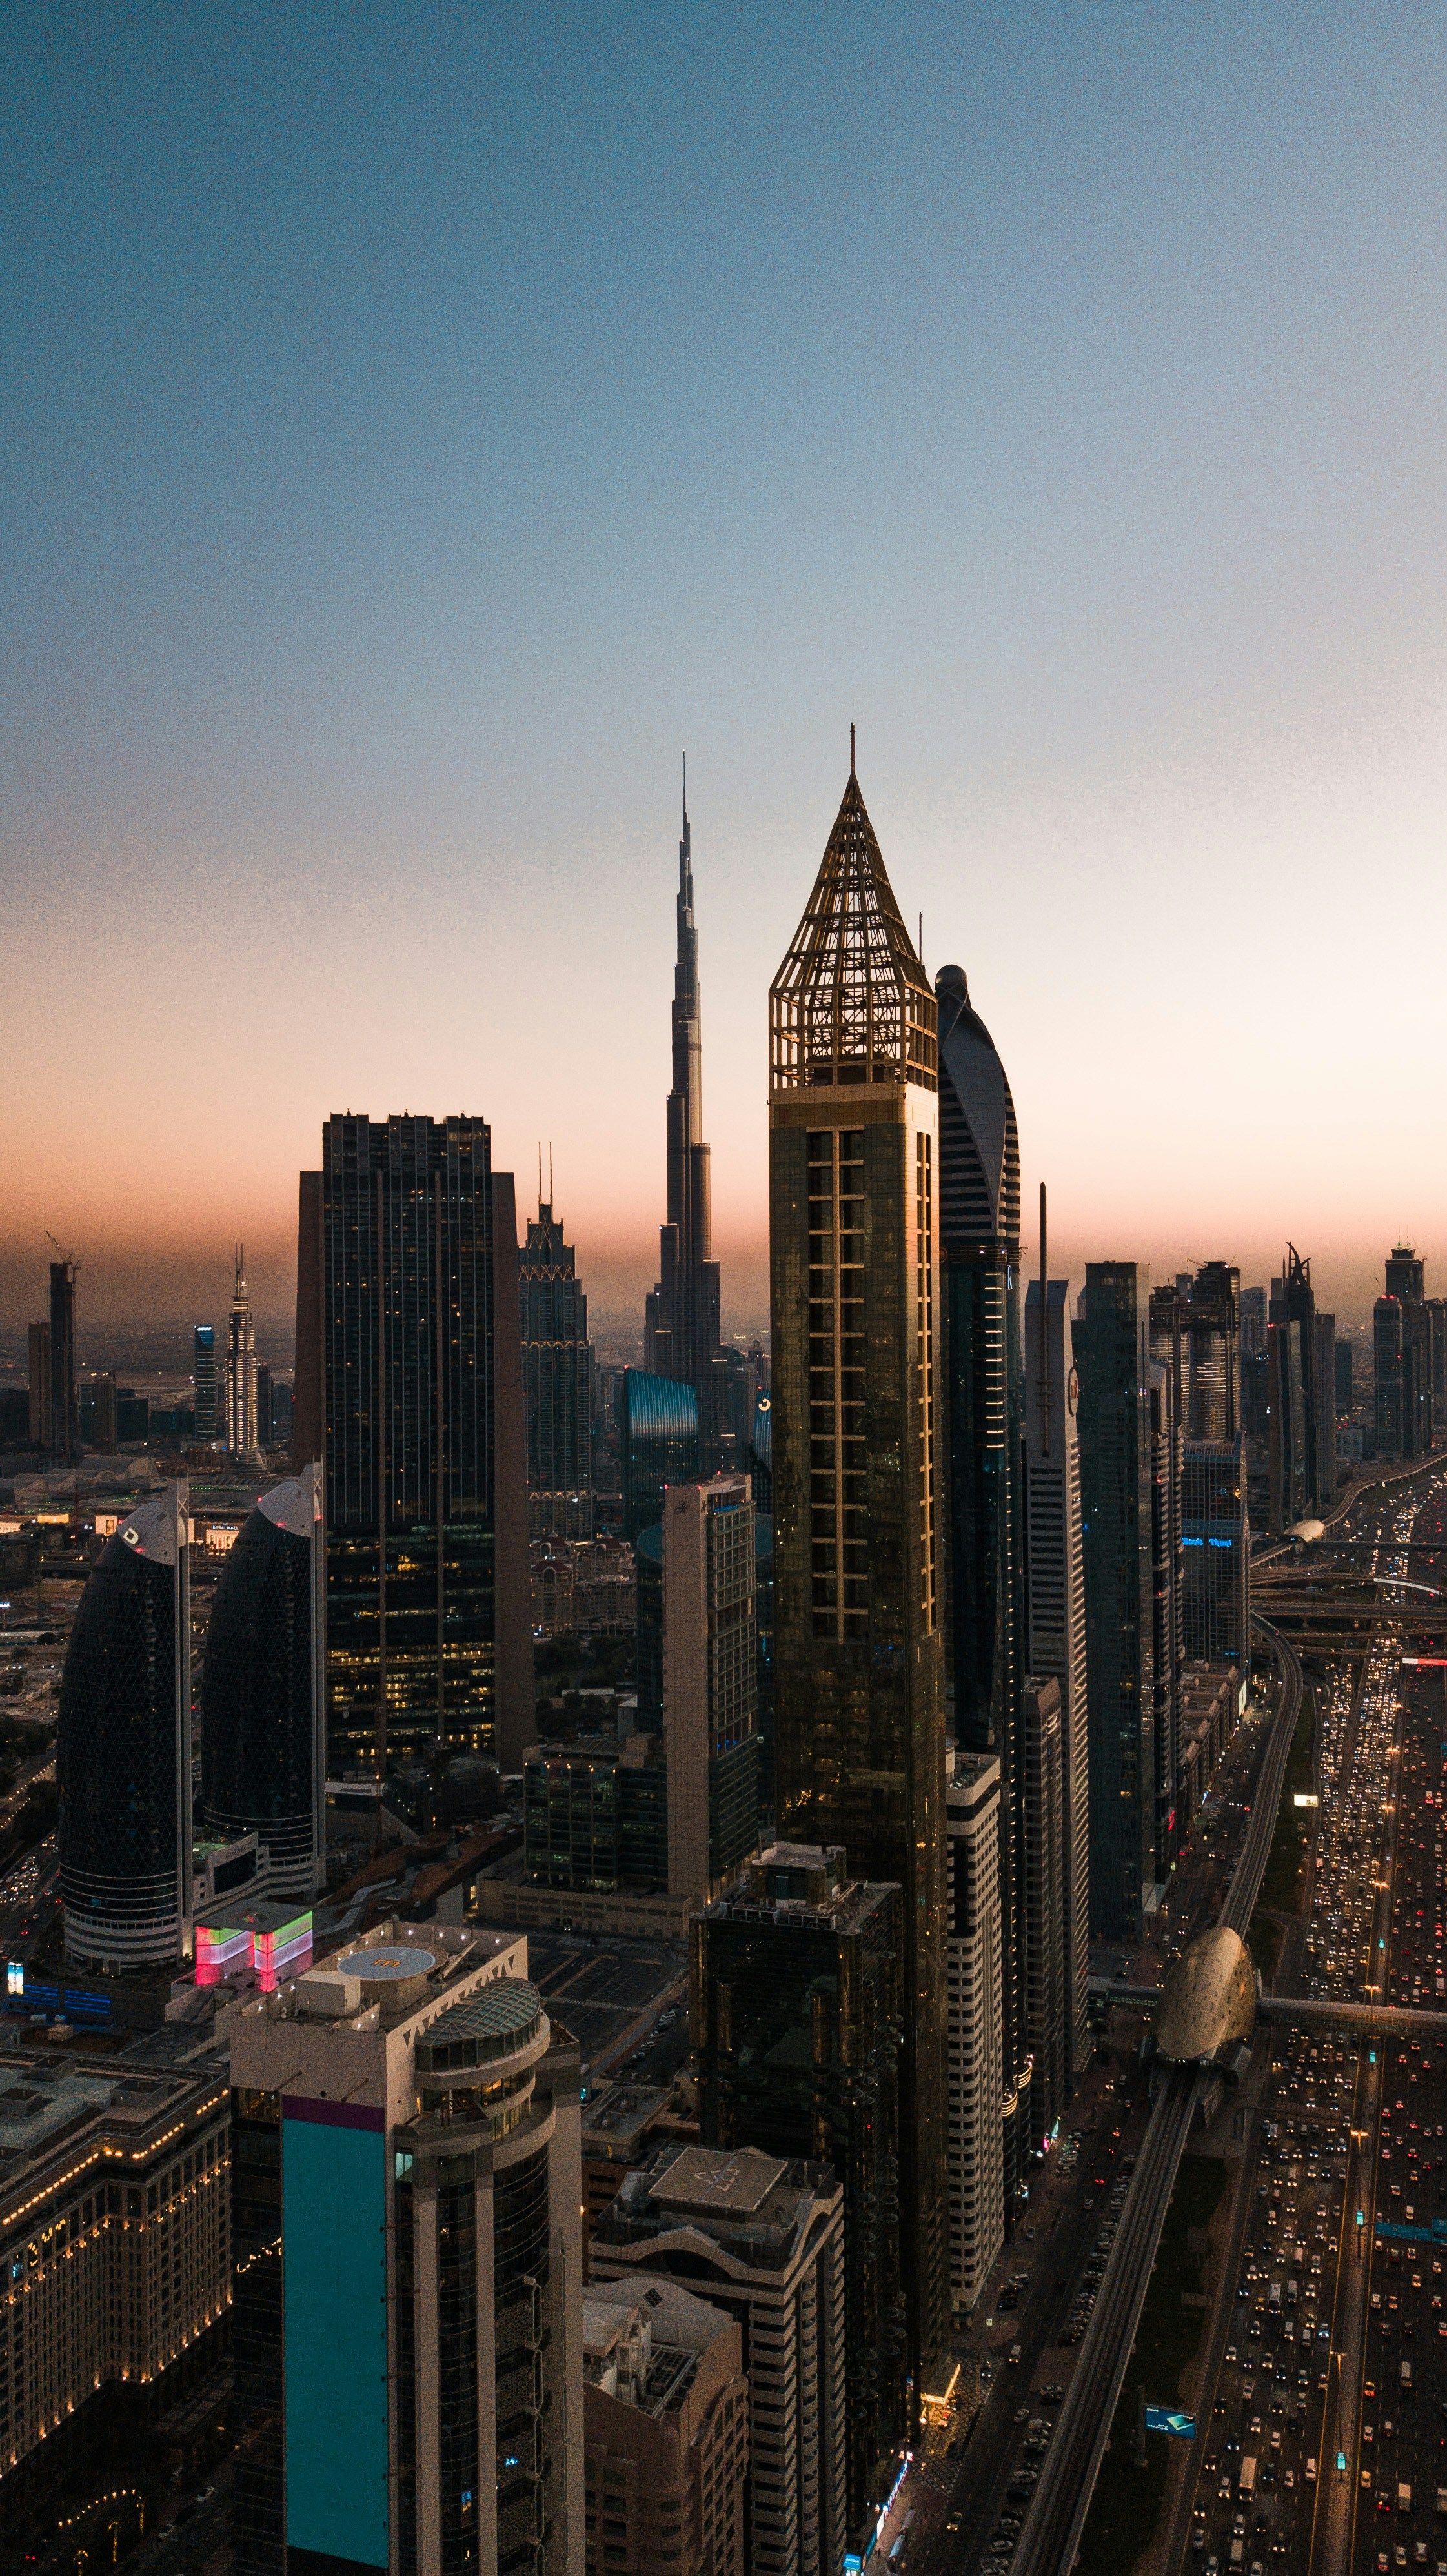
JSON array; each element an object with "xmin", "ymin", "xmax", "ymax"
[{"xmin": 645, "ymin": 774, "xmax": 722, "ymax": 1404}]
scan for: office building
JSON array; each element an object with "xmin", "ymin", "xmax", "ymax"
[
  {"xmin": 298, "ymin": 1113, "xmax": 534, "ymax": 1776},
  {"xmin": 57, "ymin": 1483, "xmax": 190, "ymax": 1968},
  {"xmin": 521, "ymin": 1182, "xmax": 594, "ymax": 1533},
  {"xmin": 194, "ymin": 1322, "xmax": 219, "ymax": 1442},
  {"xmin": 645, "ymin": 780, "xmax": 723, "ymax": 1438},
  {"xmin": 48, "ymin": 1258, "xmax": 79, "ymax": 1462},
  {"xmin": 1268, "ymin": 1247, "xmax": 1332, "ymax": 1524},
  {"xmin": 1022, "ymin": 1265, "xmax": 1090, "ymax": 2089},
  {"xmin": 1180, "ymin": 1439, "xmax": 1250, "ymax": 1667},
  {"xmin": 690, "ymin": 1845, "xmax": 905, "ymax": 2527},
  {"xmin": 225, "ymin": 1249, "xmax": 258, "ymax": 1456},
  {"xmin": 524, "ymin": 1734, "xmax": 669, "ymax": 1897},
  {"xmin": 663, "ymin": 1477, "xmax": 760, "ymax": 1906},
  {"xmin": 86, "ymin": 1369, "xmax": 117, "ymax": 1455},
  {"xmin": 1073, "ymin": 1265, "xmax": 1155, "ymax": 1942},
  {"xmin": 767, "ymin": 759, "xmax": 949, "ymax": 2393},
  {"xmin": 201, "ymin": 1469, "xmax": 325, "ymax": 1897},
  {"xmin": 228, "ymin": 1920, "xmax": 583, "ymax": 2576},
  {"xmin": 1021, "ymin": 1678, "xmax": 1065, "ymax": 2142},
  {"xmin": 1335, "ymin": 1336, "xmax": 1355, "ymax": 1420},
  {"xmin": 1148, "ymin": 1358, "xmax": 1183, "ymax": 1884},
  {"xmin": 1149, "ymin": 1263, "xmax": 1241, "ymax": 1443},
  {"xmin": 591, "ymin": 2142, "xmax": 847, "ymax": 2576},
  {"xmin": 933, "ymin": 960, "xmax": 1028, "ymax": 2204},
  {"xmin": 256, "ymin": 1362, "xmax": 275, "ymax": 1447},
  {"xmin": 26, "ymin": 1319, "xmax": 51, "ymax": 1448},
  {"xmin": 582, "ymin": 2279, "xmax": 748, "ymax": 2576},
  {"xmin": 620, "ymin": 1370, "xmax": 700, "ymax": 1545},
  {"xmin": 1376, "ymin": 1244, "xmax": 1432, "ymax": 1462},
  {"xmin": 0, "ymin": 2051, "xmax": 230, "ymax": 2494},
  {"xmin": 944, "ymin": 1753, "xmax": 1004, "ymax": 2316}
]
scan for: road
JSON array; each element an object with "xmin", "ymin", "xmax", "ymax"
[{"xmin": 1005, "ymin": 1618, "xmax": 1305, "ymax": 2576}]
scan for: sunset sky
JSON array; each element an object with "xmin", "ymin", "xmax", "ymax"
[{"xmin": 6, "ymin": 6, "xmax": 1447, "ymax": 1342}]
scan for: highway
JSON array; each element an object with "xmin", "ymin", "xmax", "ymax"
[{"xmin": 1007, "ymin": 1617, "xmax": 1305, "ymax": 2576}]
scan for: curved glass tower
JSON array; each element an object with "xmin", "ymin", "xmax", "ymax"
[
  {"xmin": 201, "ymin": 1467, "xmax": 324, "ymax": 1895},
  {"xmin": 59, "ymin": 1481, "xmax": 191, "ymax": 1967}
]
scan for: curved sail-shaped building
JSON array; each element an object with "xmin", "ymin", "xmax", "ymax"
[
  {"xmin": 58, "ymin": 1481, "xmax": 191, "ymax": 1967},
  {"xmin": 201, "ymin": 1468, "xmax": 323, "ymax": 1895}
]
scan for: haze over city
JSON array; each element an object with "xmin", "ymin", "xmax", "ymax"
[{"xmin": 7, "ymin": 5, "xmax": 1447, "ymax": 1334}]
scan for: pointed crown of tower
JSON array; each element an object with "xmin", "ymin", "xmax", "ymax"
[{"xmin": 769, "ymin": 765, "xmax": 936, "ymax": 1092}]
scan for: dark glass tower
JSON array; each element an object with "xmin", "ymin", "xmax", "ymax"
[
  {"xmin": 645, "ymin": 777, "xmax": 723, "ymax": 1425},
  {"xmin": 769, "ymin": 760, "xmax": 949, "ymax": 2404},
  {"xmin": 201, "ymin": 1467, "xmax": 324, "ymax": 1895},
  {"xmin": 519, "ymin": 1181, "xmax": 593, "ymax": 1524},
  {"xmin": 933, "ymin": 960, "xmax": 1029, "ymax": 2199},
  {"xmin": 58, "ymin": 1481, "xmax": 192, "ymax": 1966},
  {"xmin": 618, "ymin": 1366, "xmax": 699, "ymax": 1543},
  {"xmin": 49, "ymin": 1255, "xmax": 79, "ymax": 1463},
  {"xmin": 315, "ymin": 1114, "xmax": 534, "ymax": 1776},
  {"xmin": 1073, "ymin": 1265, "xmax": 1155, "ymax": 1942},
  {"xmin": 691, "ymin": 1846, "xmax": 906, "ymax": 2533}
]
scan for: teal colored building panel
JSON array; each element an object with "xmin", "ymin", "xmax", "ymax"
[{"xmin": 283, "ymin": 2101, "xmax": 390, "ymax": 2571}]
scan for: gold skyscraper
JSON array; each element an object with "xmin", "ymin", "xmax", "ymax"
[{"xmin": 768, "ymin": 759, "xmax": 949, "ymax": 2403}]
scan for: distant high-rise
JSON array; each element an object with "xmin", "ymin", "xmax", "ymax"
[
  {"xmin": 520, "ymin": 1172, "xmax": 593, "ymax": 1530},
  {"xmin": 26, "ymin": 1319, "xmax": 51, "ymax": 1447},
  {"xmin": 57, "ymin": 1482, "xmax": 191, "ymax": 1966},
  {"xmin": 663, "ymin": 1476, "xmax": 760, "ymax": 1905},
  {"xmin": 1182, "ymin": 1439, "xmax": 1251, "ymax": 1665},
  {"xmin": 945, "ymin": 1751, "xmax": 1004, "ymax": 2316},
  {"xmin": 645, "ymin": 778, "xmax": 722, "ymax": 1432},
  {"xmin": 1022, "ymin": 1677, "xmax": 1066, "ymax": 2142},
  {"xmin": 691, "ymin": 1843, "xmax": 906, "ymax": 2530},
  {"xmin": 86, "ymin": 1369, "xmax": 118, "ymax": 1456},
  {"xmin": 1335, "ymin": 1336, "xmax": 1355, "ymax": 1418},
  {"xmin": 194, "ymin": 1322, "xmax": 219, "ymax": 1442},
  {"xmin": 1074, "ymin": 1263, "xmax": 1155, "ymax": 1942},
  {"xmin": 1375, "ymin": 1245, "xmax": 1432, "ymax": 1462},
  {"xmin": 1148, "ymin": 1356, "xmax": 1184, "ymax": 1883},
  {"xmin": 619, "ymin": 1367, "xmax": 699, "ymax": 1544},
  {"xmin": 1269, "ymin": 1246, "xmax": 1331, "ymax": 1525},
  {"xmin": 48, "ymin": 1256, "xmax": 79, "ymax": 1462},
  {"xmin": 225, "ymin": 1249, "xmax": 258, "ymax": 1456},
  {"xmin": 1022, "ymin": 1260, "xmax": 1091, "ymax": 2089},
  {"xmin": 201, "ymin": 1468, "xmax": 325, "ymax": 1894},
  {"xmin": 934, "ymin": 960, "xmax": 1029, "ymax": 2204},
  {"xmin": 301, "ymin": 1114, "xmax": 534, "ymax": 1776},
  {"xmin": 768, "ymin": 758, "xmax": 949, "ymax": 2397}
]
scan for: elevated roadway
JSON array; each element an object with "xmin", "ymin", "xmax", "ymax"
[{"xmin": 1008, "ymin": 1617, "xmax": 1304, "ymax": 2576}]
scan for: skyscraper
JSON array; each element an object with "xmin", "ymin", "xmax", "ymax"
[
  {"xmin": 1376, "ymin": 1244, "xmax": 1432, "ymax": 1462},
  {"xmin": 619, "ymin": 1369, "xmax": 699, "ymax": 1544},
  {"xmin": 26, "ymin": 1318, "xmax": 51, "ymax": 1447},
  {"xmin": 228, "ymin": 1923, "xmax": 584, "ymax": 2576},
  {"xmin": 645, "ymin": 778, "xmax": 722, "ymax": 1427},
  {"xmin": 194, "ymin": 1321, "xmax": 219, "ymax": 1442},
  {"xmin": 934, "ymin": 958, "xmax": 1028, "ymax": 2200},
  {"xmin": 1269, "ymin": 1246, "xmax": 1331, "ymax": 1526},
  {"xmin": 301, "ymin": 1114, "xmax": 534, "ymax": 1776},
  {"xmin": 48, "ymin": 1255, "xmax": 79, "ymax": 1462},
  {"xmin": 1022, "ymin": 1262, "xmax": 1091, "ymax": 2089},
  {"xmin": 768, "ymin": 758, "xmax": 949, "ymax": 2397},
  {"xmin": 226, "ymin": 1249, "xmax": 258, "ymax": 1456},
  {"xmin": 1074, "ymin": 1263, "xmax": 1155, "ymax": 1942},
  {"xmin": 690, "ymin": 1844, "xmax": 905, "ymax": 2531},
  {"xmin": 57, "ymin": 1482, "xmax": 192, "ymax": 1966},
  {"xmin": 662, "ymin": 1476, "xmax": 760, "ymax": 1905},
  {"xmin": 944, "ymin": 1751, "xmax": 1004, "ymax": 2317},
  {"xmin": 1022, "ymin": 1677, "xmax": 1066, "ymax": 2141},
  {"xmin": 201, "ymin": 1468, "xmax": 325, "ymax": 1895},
  {"xmin": 520, "ymin": 1178, "xmax": 594, "ymax": 1533},
  {"xmin": 1148, "ymin": 1356, "xmax": 1183, "ymax": 1882}
]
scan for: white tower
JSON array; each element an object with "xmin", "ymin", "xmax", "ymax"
[{"xmin": 225, "ymin": 1245, "xmax": 258, "ymax": 1455}]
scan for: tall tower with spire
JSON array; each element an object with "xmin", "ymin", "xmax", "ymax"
[
  {"xmin": 768, "ymin": 754, "xmax": 949, "ymax": 2424},
  {"xmin": 225, "ymin": 1246, "xmax": 258, "ymax": 1456},
  {"xmin": 645, "ymin": 770, "xmax": 722, "ymax": 1413}
]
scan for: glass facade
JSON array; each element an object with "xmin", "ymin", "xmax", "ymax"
[
  {"xmin": 769, "ymin": 766, "xmax": 949, "ymax": 2400},
  {"xmin": 57, "ymin": 1487, "xmax": 190, "ymax": 1964},
  {"xmin": 1073, "ymin": 1265, "xmax": 1155, "ymax": 1942},
  {"xmin": 692, "ymin": 1864, "xmax": 905, "ymax": 2528},
  {"xmin": 232, "ymin": 2088, "xmax": 285, "ymax": 2576},
  {"xmin": 1182, "ymin": 1436, "xmax": 1250, "ymax": 1665},
  {"xmin": 201, "ymin": 1480, "xmax": 319, "ymax": 1889},
  {"xmin": 323, "ymin": 1114, "xmax": 500, "ymax": 1768},
  {"xmin": 618, "ymin": 1368, "xmax": 699, "ymax": 1543},
  {"xmin": 493, "ymin": 2144, "xmax": 552, "ymax": 2576},
  {"xmin": 519, "ymin": 1200, "xmax": 592, "ymax": 1503}
]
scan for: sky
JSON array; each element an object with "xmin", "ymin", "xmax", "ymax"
[{"xmin": 5, "ymin": 2, "xmax": 1447, "ymax": 1343}]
